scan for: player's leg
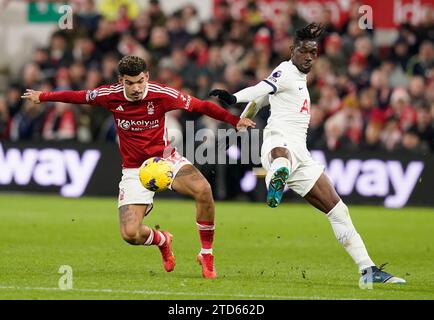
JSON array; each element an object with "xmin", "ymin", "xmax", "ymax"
[
  {"xmin": 118, "ymin": 204, "xmax": 175, "ymax": 272},
  {"xmin": 304, "ymin": 173, "xmax": 405, "ymax": 284},
  {"xmin": 266, "ymin": 147, "xmax": 292, "ymax": 208},
  {"xmin": 118, "ymin": 168, "xmax": 175, "ymax": 272},
  {"xmin": 171, "ymin": 164, "xmax": 217, "ymax": 279}
]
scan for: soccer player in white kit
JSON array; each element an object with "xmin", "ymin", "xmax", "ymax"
[{"xmin": 210, "ymin": 23, "xmax": 405, "ymax": 285}]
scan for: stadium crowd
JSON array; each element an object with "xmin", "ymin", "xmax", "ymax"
[{"xmin": 1, "ymin": 0, "xmax": 433, "ymax": 155}]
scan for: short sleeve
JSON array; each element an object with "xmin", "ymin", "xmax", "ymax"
[{"xmin": 263, "ymin": 64, "xmax": 287, "ymax": 94}]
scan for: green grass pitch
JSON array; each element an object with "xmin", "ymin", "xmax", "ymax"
[{"xmin": 0, "ymin": 194, "xmax": 433, "ymax": 300}]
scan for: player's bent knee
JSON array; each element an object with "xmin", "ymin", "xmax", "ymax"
[{"xmin": 120, "ymin": 225, "xmax": 140, "ymax": 245}]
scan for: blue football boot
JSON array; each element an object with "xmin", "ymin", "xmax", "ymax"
[
  {"xmin": 266, "ymin": 167, "xmax": 289, "ymax": 208},
  {"xmin": 360, "ymin": 264, "xmax": 406, "ymax": 285}
]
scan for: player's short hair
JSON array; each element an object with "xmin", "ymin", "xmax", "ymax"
[
  {"xmin": 118, "ymin": 56, "xmax": 148, "ymax": 76},
  {"xmin": 294, "ymin": 23, "xmax": 326, "ymax": 47}
]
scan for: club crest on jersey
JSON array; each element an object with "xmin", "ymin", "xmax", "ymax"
[
  {"xmin": 180, "ymin": 94, "xmax": 191, "ymax": 109},
  {"xmin": 272, "ymin": 70, "xmax": 282, "ymax": 78},
  {"xmin": 147, "ymin": 102, "xmax": 155, "ymax": 115},
  {"xmin": 86, "ymin": 89, "xmax": 98, "ymax": 101}
]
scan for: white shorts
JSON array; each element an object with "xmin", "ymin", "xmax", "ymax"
[
  {"xmin": 261, "ymin": 130, "xmax": 324, "ymax": 197},
  {"xmin": 117, "ymin": 151, "xmax": 192, "ymax": 210}
]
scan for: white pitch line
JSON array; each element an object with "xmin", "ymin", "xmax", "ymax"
[{"xmin": 0, "ymin": 285, "xmax": 360, "ymax": 300}]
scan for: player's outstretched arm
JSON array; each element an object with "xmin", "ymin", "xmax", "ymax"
[
  {"xmin": 21, "ymin": 88, "xmax": 88, "ymax": 105},
  {"xmin": 209, "ymin": 81, "xmax": 274, "ymax": 105},
  {"xmin": 187, "ymin": 96, "xmax": 256, "ymax": 131}
]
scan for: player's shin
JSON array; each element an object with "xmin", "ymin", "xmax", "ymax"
[{"xmin": 327, "ymin": 200, "xmax": 375, "ymax": 271}]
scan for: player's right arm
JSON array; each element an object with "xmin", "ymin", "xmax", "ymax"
[
  {"xmin": 209, "ymin": 81, "xmax": 272, "ymax": 106},
  {"xmin": 240, "ymin": 94, "xmax": 270, "ymax": 119},
  {"xmin": 21, "ymin": 88, "xmax": 103, "ymax": 106},
  {"xmin": 209, "ymin": 63, "xmax": 286, "ymax": 105}
]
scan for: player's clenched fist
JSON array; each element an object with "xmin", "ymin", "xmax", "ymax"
[{"xmin": 21, "ymin": 89, "xmax": 42, "ymax": 104}]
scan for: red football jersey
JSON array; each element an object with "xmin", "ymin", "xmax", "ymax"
[{"xmin": 40, "ymin": 82, "xmax": 239, "ymax": 168}]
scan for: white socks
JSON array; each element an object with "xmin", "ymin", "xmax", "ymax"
[
  {"xmin": 266, "ymin": 157, "xmax": 291, "ymax": 189},
  {"xmin": 327, "ymin": 200, "xmax": 375, "ymax": 271}
]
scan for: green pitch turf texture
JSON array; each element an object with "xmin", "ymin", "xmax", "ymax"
[{"xmin": 0, "ymin": 194, "xmax": 433, "ymax": 300}]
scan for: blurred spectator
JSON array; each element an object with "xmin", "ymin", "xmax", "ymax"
[
  {"xmin": 73, "ymin": 36, "xmax": 99, "ymax": 68},
  {"xmin": 9, "ymin": 100, "xmax": 45, "ymax": 141},
  {"xmin": 0, "ymin": 96, "xmax": 10, "ymax": 140},
  {"xmin": 387, "ymin": 87, "xmax": 417, "ymax": 131},
  {"xmin": 411, "ymin": 105, "xmax": 434, "ymax": 151},
  {"xmin": 182, "ymin": 4, "xmax": 201, "ymax": 36},
  {"xmin": 101, "ymin": 53, "xmax": 120, "ymax": 83},
  {"xmin": 185, "ymin": 37, "xmax": 209, "ymax": 67},
  {"xmin": 162, "ymin": 48, "xmax": 199, "ymax": 88},
  {"xmin": 98, "ymin": 0, "xmax": 139, "ymax": 22},
  {"xmin": 243, "ymin": 1, "xmax": 264, "ymax": 32},
  {"xmin": 317, "ymin": 84, "xmax": 341, "ymax": 117},
  {"xmin": 166, "ymin": 11, "xmax": 191, "ymax": 48},
  {"xmin": 6, "ymin": 84, "xmax": 22, "ymax": 117},
  {"xmin": 362, "ymin": 120, "xmax": 383, "ymax": 151},
  {"xmin": 408, "ymin": 76, "xmax": 426, "ymax": 106},
  {"xmin": 147, "ymin": 0, "xmax": 167, "ymax": 26},
  {"xmin": 69, "ymin": 62, "xmax": 87, "ymax": 90},
  {"xmin": 391, "ymin": 37, "xmax": 411, "ymax": 71},
  {"xmin": 286, "ymin": 0, "xmax": 307, "ymax": 33},
  {"xmin": 370, "ymin": 69, "xmax": 392, "ymax": 109},
  {"xmin": 131, "ymin": 10, "xmax": 152, "ymax": 46},
  {"xmin": 398, "ymin": 126, "xmax": 428, "ymax": 154},
  {"xmin": 117, "ymin": 32, "xmax": 150, "ymax": 60},
  {"xmin": 407, "ymin": 40, "xmax": 434, "ymax": 78},
  {"xmin": 147, "ymin": 26, "xmax": 171, "ymax": 64},
  {"xmin": 307, "ymin": 105, "xmax": 325, "ymax": 149},
  {"xmin": 94, "ymin": 19, "xmax": 120, "ymax": 56},
  {"xmin": 42, "ymin": 102, "xmax": 76, "ymax": 141},
  {"xmin": 324, "ymin": 33, "xmax": 346, "ymax": 74},
  {"xmin": 76, "ymin": 0, "xmax": 101, "ymax": 33},
  {"xmin": 47, "ymin": 31, "xmax": 73, "ymax": 69},
  {"xmin": 380, "ymin": 116, "xmax": 402, "ymax": 151},
  {"xmin": 115, "ymin": 4, "xmax": 132, "ymax": 33}
]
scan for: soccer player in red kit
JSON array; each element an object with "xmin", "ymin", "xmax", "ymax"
[{"xmin": 22, "ymin": 55, "xmax": 255, "ymax": 279}]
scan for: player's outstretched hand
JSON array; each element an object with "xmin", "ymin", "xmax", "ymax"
[
  {"xmin": 21, "ymin": 89, "xmax": 42, "ymax": 104},
  {"xmin": 236, "ymin": 118, "xmax": 256, "ymax": 132},
  {"xmin": 209, "ymin": 89, "xmax": 237, "ymax": 105}
]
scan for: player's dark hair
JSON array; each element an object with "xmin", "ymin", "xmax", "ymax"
[
  {"xmin": 118, "ymin": 56, "xmax": 148, "ymax": 76},
  {"xmin": 294, "ymin": 23, "xmax": 326, "ymax": 47}
]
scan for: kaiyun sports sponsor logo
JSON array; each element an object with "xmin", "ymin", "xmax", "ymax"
[{"xmin": 116, "ymin": 119, "xmax": 160, "ymax": 131}]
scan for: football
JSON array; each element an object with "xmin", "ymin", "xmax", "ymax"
[{"xmin": 139, "ymin": 157, "xmax": 174, "ymax": 192}]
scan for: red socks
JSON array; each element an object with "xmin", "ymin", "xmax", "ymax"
[{"xmin": 196, "ymin": 220, "xmax": 214, "ymax": 254}]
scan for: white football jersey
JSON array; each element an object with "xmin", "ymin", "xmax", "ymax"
[{"xmin": 264, "ymin": 60, "xmax": 311, "ymax": 144}]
